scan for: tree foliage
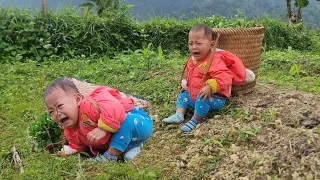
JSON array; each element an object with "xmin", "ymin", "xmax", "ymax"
[
  {"xmin": 80, "ymin": 0, "xmax": 119, "ymax": 16},
  {"xmin": 286, "ymin": 0, "xmax": 319, "ymax": 27}
]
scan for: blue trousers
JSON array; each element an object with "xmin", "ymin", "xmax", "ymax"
[
  {"xmin": 176, "ymin": 91, "xmax": 226, "ymax": 118},
  {"xmin": 110, "ymin": 107, "xmax": 153, "ymax": 152}
]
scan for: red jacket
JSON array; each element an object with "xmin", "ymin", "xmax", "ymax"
[
  {"xmin": 64, "ymin": 86, "xmax": 134, "ymax": 155},
  {"xmin": 186, "ymin": 50, "xmax": 246, "ymax": 101}
]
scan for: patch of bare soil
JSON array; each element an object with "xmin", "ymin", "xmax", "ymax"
[{"xmin": 136, "ymin": 82, "xmax": 320, "ymax": 180}]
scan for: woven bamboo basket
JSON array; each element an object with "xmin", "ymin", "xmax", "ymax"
[{"xmin": 212, "ymin": 26, "xmax": 265, "ymax": 95}]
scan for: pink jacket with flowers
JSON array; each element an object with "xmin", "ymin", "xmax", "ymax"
[
  {"xmin": 186, "ymin": 49, "xmax": 246, "ymax": 101},
  {"xmin": 64, "ymin": 86, "xmax": 134, "ymax": 155}
]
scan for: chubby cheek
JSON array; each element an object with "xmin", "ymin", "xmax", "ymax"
[
  {"xmin": 48, "ymin": 114, "xmax": 59, "ymax": 124},
  {"xmin": 52, "ymin": 117, "xmax": 60, "ymax": 124}
]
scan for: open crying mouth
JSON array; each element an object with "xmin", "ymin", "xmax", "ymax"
[{"xmin": 60, "ymin": 117, "xmax": 69, "ymax": 124}]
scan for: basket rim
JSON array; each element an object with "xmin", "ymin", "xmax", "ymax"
[
  {"xmin": 212, "ymin": 26, "xmax": 264, "ymax": 30},
  {"xmin": 212, "ymin": 26, "xmax": 265, "ymax": 35}
]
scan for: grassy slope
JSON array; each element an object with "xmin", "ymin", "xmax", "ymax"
[{"xmin": 0, "ymin": 48, "xmax": 319, "ymax": 179}]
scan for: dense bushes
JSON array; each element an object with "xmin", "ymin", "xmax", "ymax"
[
  {"xmin": 0, "ymin": 8, "xmax": 56, "ymax": 62},
  {"xmin": 43, "ymin": 7, "xmax": 142, "ymax": 58},
  {"xmin": 0, "ymin": 7, "xmax": 142, "ymax": 62},
  {"xmin": 0, "ymin": 7, "xmax": 318, "ymax": 63},
  {"xmin": 141, "ymin": 18, "xmax": 193, "ymax": 54},
  {"xmin": 259, "ymin": 16, "xmax": 313, "ymax": 51}
]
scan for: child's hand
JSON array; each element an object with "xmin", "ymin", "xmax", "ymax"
[
  {"xmin": 87, "ymin": 127, "xmax": 107, "ymax": 143},
  {"xmin": 57, "ymin": 145, "xmax": 78, "ymax": 156},
  {"xmin": 180, "ymin": 79, "xmax": 188, "ymax": 91},
  {"xmin": 178, "ymin": 85, "xmax": 184, "ymax": 92},
  {"xmin": 199, "ymin": 85, "xmax": 212, "ymax": 101}
]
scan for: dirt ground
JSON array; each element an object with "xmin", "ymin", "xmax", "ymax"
[{"xmin": 137, "ymin": 82, "xmax": 320, "ymax": 180}]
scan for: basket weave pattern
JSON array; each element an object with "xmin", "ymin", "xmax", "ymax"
[
  {"xmin": 66, "ymin": 78, "xmax": 151, "ymax": 113},
  {"xmin": 212, "ymin": 26, "xmax": 265, "ymax": 94}
]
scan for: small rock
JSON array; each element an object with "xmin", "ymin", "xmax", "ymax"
[
  {"xmin": 175, "ymin": 160, "xmax": 185, "ymax": 168},
  {"xmin": 275, "ymin": 118, "xmax": 282, "ymax": 124},
  {"xmin": 169, "ymin": 162, "xmax": 176, "ymax": 167},
  {"xmin": 153, "ymin": 131, "xmax": 161, "ymax": 137},
  {"xmin": 239, "ymin": 177, "xmax": 249, "ymax": 180},
  {"xmin": 152, "ymin": 115, "xmax": 159, "ymax": 122},
  {"xmin": 306, "ymin": 173, "xmax": 313, "ymax": 180},
  {"xmin": 187, "ymin": 156, "xmax": 202, "ymax": 169},
  {"xmin": 292, "ymin": 171, "xmax": 300, "ymax": 179},
  {"xmin": 180, "ymin": 154, "xmax": 188, "ymax": 161},
  {"xmin": 203, "ymin": 145, "xmax": 212, "ymax": 154},
  {"xmin": 285, "ymin": 98, "xmax": 297, "ymax": 105},
  {"xmin": 266, "ymin": 175, "xmax": 272, "ymax": 180},
  {"xmin": 230, "ymin": 144, "xmax": 241, "ymax": 153},
  {"xmin": 194, "ymin": 128, "xmax": 203, "ymax": 137},
  {"xmin": 230, "ymin": 154, "xmax": 239, "ymax": 163},
  {"xmin": 214, "ymin": 115, "xmax": 222, "ymax": 120}
]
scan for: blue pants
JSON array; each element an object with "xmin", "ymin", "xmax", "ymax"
[
  {"xmin": 176, "ymin": 91, "xmax": 226, "ymax": 118},
  {"xmin": 110, "ymin": 107, "xmax": 153, "ymax": 152}
]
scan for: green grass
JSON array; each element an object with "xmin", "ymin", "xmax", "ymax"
[
  {"xmin": 259, "ymin": 48, "xmax": 320, "ymax": 93},
  {"xmin": 0, "ymin": 49, "xmax": 183, "ymax": 179},
  {"xmin": 1, "ymin": 48, "xmax": 319, "ymax": 179}
]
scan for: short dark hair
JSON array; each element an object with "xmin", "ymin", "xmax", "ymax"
[
  {"xmin": 44, "ymin": 78, "xmax": 79, "ymax": 98},
  {"xmin": 190, "ymin": 24, "xmax": 216, "ymax": 40}
]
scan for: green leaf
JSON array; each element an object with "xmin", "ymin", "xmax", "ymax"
[
  {"xmin": 11, "ymin": 51, "xmax": 17, "ymax": 56},
  {"xmin": 244, "ymin": 130, "xmax": 256, "ymax": 135},
  {"xmin": 79, "ymin": 2, "xmax": 94, "ymax": 7},
  {"xmin": 289, "ymin": 64, "xmax": 300, "ymax": 75},
  {"xmin": 212, "ymin": 139, "xmax": 224, "ymax": 148},
  {"xmin": 294, "ymin": 0, "xmax": 309, "ymax": 8}
]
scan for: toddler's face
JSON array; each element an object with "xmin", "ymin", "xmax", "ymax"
[
  {"xmin": 45, "ymin": 88, "xmax": 81, "ymax": 128},
  {"xmin": 188, "ymin": 30, "xmax": 214, "ymax": 61}
]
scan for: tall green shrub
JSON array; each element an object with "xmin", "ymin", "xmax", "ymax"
[
  {"xmin": 0, "ymin": 8, "xmax": 56, "ymax": 62},
  {"xmin": 42, "ymin": 5, "xmax": 142, "ymax": 58},
  {"xmin": 0, "ymin": 6, "xmax": 142, "ymax": 63},
  {"xmin": 258, "ymin": 15, "xmax": 313, "ymax": 51},
  {"xmin": 141, "ymin": 18, "xmax": 192, "ymax": 54},
  {"xmin": 0, "ymin": 7, "xmax": 317, "ymax": 63}
]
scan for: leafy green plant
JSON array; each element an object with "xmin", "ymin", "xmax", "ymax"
[
  {"xmin": 28, "ymin": 112, "xmax": 62, "ymax": 151},
  {"xmin": 235, "ymin": 125, "xmax": 260, "ymax": 142},
  {"xmin": 289, "ymin": 63, "xmax": 309, "ymax": 89},
  {"xmin": 80, "ymin": 0, "xmax": 120, "ymax": 16},
  {"xmin": 258, "ymin": 15, "xmax": 313, "ymax": 51},
  {"xmin": 204, "ymin": 15, "xmax": 256, "ymax": 28},
  {"xmin": 141, "ymin": 17, "xmax": 192, "ymax": 54}
]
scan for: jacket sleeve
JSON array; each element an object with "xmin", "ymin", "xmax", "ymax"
[
  {"xmin": 208, "ymin": 54, "xmax": 234, "ymax": 94},
  {"xmin": 96, "ymin": 94, "xmax": 126, "ymax": 133},
  {"xmin": 81, "ymin": 87, "xmax": 126, "ymax": 133},
  {"xmin": 64, "ymin": 130, "xmax": 87, "ymax": 151},
  {"xmin": 220, "ymin": 51, "xmax": 246, "ymax": 84}
]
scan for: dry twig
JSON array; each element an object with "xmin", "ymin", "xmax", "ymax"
[
  {"xmin": 131, "ymin": 160, "xmax": 140, "ymax": 171},
  {"xmin": 11, "ymin": 146, "xmax": 24, "ymax": 174}
]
